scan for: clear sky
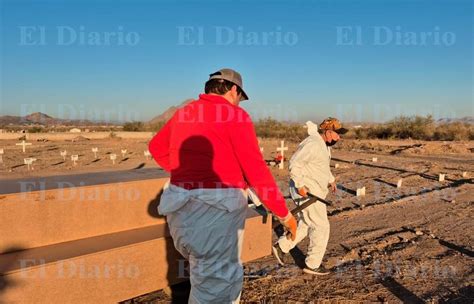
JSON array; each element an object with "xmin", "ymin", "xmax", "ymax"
[{"xmin": 1, "ymin": 0, "xmax": 472, "ymax": 123}]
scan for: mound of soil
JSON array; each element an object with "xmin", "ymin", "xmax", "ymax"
[
  {"xmin": 402, "ymin": 143, "xmax": 470, "ymax": 155},
  {"xmin": 71, "ymin": 135, "xmax": 90, "ymax": 142}
]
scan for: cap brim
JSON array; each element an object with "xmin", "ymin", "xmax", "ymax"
[
  {"xmin": 240, "ymin": 89, "xmax": 249, "ymax": 101},
  {"xmin": 336, "ymin": 128, "xmax": 348, "ymax": 134}
]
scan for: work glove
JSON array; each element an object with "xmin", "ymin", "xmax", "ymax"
[
  {"xmin": 297, "ymin": 186, "xmax": 309, "ymax": 197},
  {"xmin": 279, "ymin": 213, "xmax": 297, "ymax": 241}
]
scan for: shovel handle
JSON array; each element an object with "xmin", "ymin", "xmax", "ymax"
[{"xmin": 273, "ymin": 193, "xmax": 332, "ymax": 228}]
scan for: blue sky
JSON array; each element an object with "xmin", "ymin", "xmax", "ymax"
[{"xmin": 1, "ymin": 0, "xmax": 472, "ymax": 123}]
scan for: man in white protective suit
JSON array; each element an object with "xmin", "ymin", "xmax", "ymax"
[
  {"xmin": 272, "ymin": 118, "xmax": 347, "ymax": 275},
  {"xmin": 149, "ymin": 68, "xmax": 297, "ymax": 303}
]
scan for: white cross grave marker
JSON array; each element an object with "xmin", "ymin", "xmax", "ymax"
[
  {"xmin": 397, "ymin": 178, "xmax": 403, "ymax": 188},
  {"xmin": 60, "ymin": 150, "xmax": 67, "ymax": 161},
  {"xmin": 276, "ymin": 140, "xmax": 288, "ymax": 170},
  {"xmin": 144, "ymin": 150, "xmax": 151, "ymax": 160},
  {"xmin": 110, "ymin": 153, "xmax": 117, "ymax": 165},
  {"xmin": 121, "ymin": 149, "xmax": 127, "ymax": 158},
  {"xmin": 16, "ymin": 140, "xmax": 32, "ymax": 153},
  {"xmin": 24, "ymin": 157, "xmax": 36, "ymax": 171},
  {"xmin": 71, "ymin": 155, "xmax": 79, "ymax": 166},
  {"xmin": 438, "ymin": 174, "xmax": 445, "ymax": 182},
  {"xmin": 356, "ymin": 186, "xmax": 366, "ymax": 197},
  {"xmin": 92, "ymin": 147, "xmax": 99, "ymax": 159},
  {"xmin": 372, "ymin": 157, "xmax": 378, "ymax": 163}
]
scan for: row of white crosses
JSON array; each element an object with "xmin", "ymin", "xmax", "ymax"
[
  {"xmin": 4, "ymin": 139, "xmax": 473, "ymax": 180},
  {"xmin": 59, "ymin": 150, "xmax": 79, "ymax": 166},
  {"xmin": 57, "ymin": 148, "xmax": 132, "ymax": 166},
  {"xmin": 3, "ymin": 140, "xmax": 148, "ymax": 171},
  {"xmin": 105, "ymin": 149, "xmax": 152, "ymax": 163},
  {"xmin": 12, "ymin": 139, "xmax": 153, "ymax": 167}
]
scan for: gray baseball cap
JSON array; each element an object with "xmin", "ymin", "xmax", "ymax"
[{"xmin": 208, "ymin": 68, "xmax": 249, "ymax": 101}]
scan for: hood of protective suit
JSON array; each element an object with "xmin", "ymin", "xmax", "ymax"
[{"xmin": 305, "ymin": 121, "xmax": 319, "ymax": 136}]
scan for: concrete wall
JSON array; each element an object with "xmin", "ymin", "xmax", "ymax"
[
  {"xmin": 0, "ymin": 177, "xmax": 272, "ymax": 303},
  {"xmin": 0, "ymin": 179, "xmax": 167, "ymax": 251}
]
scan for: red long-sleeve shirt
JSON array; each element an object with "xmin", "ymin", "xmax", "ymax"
[{"xmin": 148, "ymin": 94, "xmax": 289, "ymax": 218}]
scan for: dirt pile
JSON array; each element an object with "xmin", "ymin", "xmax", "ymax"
[
  {"xmin": 401, "ymin": 142, "xmax": 471, "ymax": 155},
  {"xmin": 71, "ymin": 135, "xmax": 90, "ymax": 142}
]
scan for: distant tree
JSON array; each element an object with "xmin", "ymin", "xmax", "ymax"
[
  {"xmin": 254, "ymin": 118, "xmax": 306, "ymax": 141},
  {"xmin": 123, "ymin": 121, "xmax": 144, "ymax": 132},
  {"xmin": 28, "ymin": 126, "xmax": 44, "ymax": 133},
  {"xmin": 387, "ymin": 115, "xmax": 434, "ymax": 140}
]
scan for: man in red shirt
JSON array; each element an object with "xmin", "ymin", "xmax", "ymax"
[{"xmin": 149, "ymin": 68, "xmax": 297, "ymax": 303}]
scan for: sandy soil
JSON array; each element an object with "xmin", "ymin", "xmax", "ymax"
[{"xmin": 1, "ymin": 137, "xmax": 473, "ymax": 303}]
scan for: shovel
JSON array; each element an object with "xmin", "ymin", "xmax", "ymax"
[{"xmin": 272, "ymin": 193, "xmax": 332, "ymax": 229}]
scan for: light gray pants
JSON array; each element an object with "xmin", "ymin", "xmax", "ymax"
[
  {"xmin": 277, "ymin": 180, "xmax": 330, "ymax": 269},
  {"xmin": 163, "ymin": 186, "xmax": 247, "ymax": 304}
]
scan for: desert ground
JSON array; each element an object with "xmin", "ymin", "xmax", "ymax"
[{"xmin": 1, "ymin": 136, "xmax": 473, "ymax": 303}]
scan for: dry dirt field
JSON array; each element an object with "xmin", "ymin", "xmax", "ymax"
[
  {"xmin": 0, "ymin": 137, "xmax": 157, "ymax": 179},
  {"xmin": 1, "ymin": 137, "xmax": 473, "ymax": 303}
]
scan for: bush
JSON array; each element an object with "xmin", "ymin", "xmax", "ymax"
[
  {"xmin": 433, "ymin": 122, "xmax": 472, "ymax": 141},
  {"xmin": 254, "ymin": 118, "xmax": 306, "ymax": 142},
  {"xmin": 123, "ymin": 121, "xmax": 144, "ymax": 132},
  {"xmin": 28, "ymin": 126, "xmax": 45, "ymax": 133},
  {"xmin": 386, "ymin": 115, "xmax": 435, "ymax": 140},
  {"xmin": 347, "ymin": 115, "xmax": 472, "ymax": 141}
]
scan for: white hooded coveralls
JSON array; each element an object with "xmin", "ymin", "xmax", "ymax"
[
  {"xmin": 159, "ymin": 182, "xmax": 247, "ymax": 304},
  {"xmin": 277, "ymin": 121, "xmax": 334, "ymax": 269}
]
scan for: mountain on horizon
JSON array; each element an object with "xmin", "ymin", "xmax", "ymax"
[
  {"xmin": 0, "ymin": 112, "xmax": 116, "ymax": 127},
  {"xmin": 24, "ymin": 112, "xmax": 55, "ymax": 124},
  {"xmin": 2, "ymin": 109, "xmax": 473, "ymax": 127},
  {"xmin": 436, "ymin": 117, "xmax": 474, "ymax": 124},
  {"xmin": 147, "ymin": 99, "xmax": 194, "ymax": 125}
]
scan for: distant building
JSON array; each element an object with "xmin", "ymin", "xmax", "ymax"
[{"xmin": 69, "ymin": 128, "xmax": 81, "ymax": 133}]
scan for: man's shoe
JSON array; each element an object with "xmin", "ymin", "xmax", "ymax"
[
  {"xmin": 272, "ymin": 244, "xmax": 286, "ymax": 266},
  {"xmin": 303, "ymin": 264, "xmax": 330, "ymax": 276}
]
